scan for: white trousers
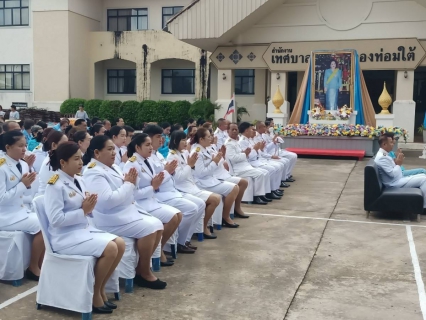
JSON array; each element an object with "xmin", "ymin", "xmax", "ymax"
[
  {"xmin": 182, "ymin": 193, "xmax": 206, "ymax": 242},
  {"xmin": 279, "ymin": 149, "xmax": 297, "ymax": 177},
  {"xmin": 272, "ymin": 157, "xmax": 291, "ymax": 181},
  {"xmin": 235, "ymin": 168, "xmax": 267, "ymax": 196},
  {"xmin": 162, "ymin": 197, "xmax": 203, "ymax": 245},
  {"xmin": 255, "ymin": 167, "xmax": 272, "ymax": 193},
  {"xmin": 399, "ymin": 174, "xmax": 426, "ymax": 207},
  {"xmin": 258, "ymin": 161, "xmax": 282, "ymax": 190}
]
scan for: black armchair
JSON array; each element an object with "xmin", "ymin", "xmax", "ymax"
[{"xmin": 364, "ymin": 159, "xmax": 423, "ymax": 221}]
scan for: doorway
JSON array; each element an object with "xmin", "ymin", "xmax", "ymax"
[
  {"xmin": 362, "ymin": 70, "xmax": 396, "ymax": 115},
  {"xmin": 414, "ymin": 67, "xmax": 426, "ymax": 142}
]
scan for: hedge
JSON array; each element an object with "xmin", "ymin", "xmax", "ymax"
[
  {"xmin": 84, "ymin": 99, "xmax": 103, "ymax": 119},
  {"xmin": 60, "ymin": 98, "xmax": 86, "ymax": 115},
  {"xmin": 121, "ymin": 100, "xmax": 141, "ymax": 128},
  {"xmin": 168, "ymin": 100, "xmax": 191, "ymax": 125},
  {"xmin": 137, "ymin": 100, "xmax": 158, "ymax": 124},
  {"xmin": 99, "ymin": 100, "xmax": 122, "ymax": 123}
]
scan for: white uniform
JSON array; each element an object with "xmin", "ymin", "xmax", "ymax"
[
  {"xmin": 32, "ymin": 144, "xmax": 47, "ymax": 173},
  {"xmin": 191, "ymin": 143, "xmax": 236, "ymax": 196},
  {"xmin": 263, "ymin": 132, "xmax": 297, "ymax": 178},
  {"xmin": 150, "ymin": 151, "xmax": 203, "ymax": 245},
  {"xmin": 82, "ymin": 159, "xmax": 163, "ymax": 239},
  {"xmin": 208, "ymin": 145, "xmax": 241, "ymax": 185},
  {"xmin": 166, "ymin": 149, "xmax": 212, "ymax": 202},
  {"xmin": 114, "ymin": 144, "xmax": 125, "ymax": 170},
  {"xmin": 123, "ymin": 153, "xmax": 180, "ymax": 223},
  {"xmin": 44, "ymin": 170, "xmax": 116, "ymax": 257},
  {"xmin": 214, "ymin": 129, "xmax": 229, "ymax": 150},
  {"xmin": 224, "ymin": 138, "xmax": 267, "ymax": 197},
  {"xmin": 38, "ymin": 156, "xmax": 55, "ymax": 195},
  {"xmin": 0, "ymin": 155, "xmax": 40, "ymax": 233}
]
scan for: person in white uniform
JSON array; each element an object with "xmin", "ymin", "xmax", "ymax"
[
  {"xmin": 45, "ymin": 142, "xmax": 125, "ymax": 314},
  {"xmin": 225, "ymin": 123, "xmax": 270, "ymax": 205},
  {"xmin": 191, "ymin": 128, "xmax": 240, "ymax": 228},
  {"xmin": 214, "ymin": 118, "xmax": 230, "ymax": 150},
  {"xmin": 38, "ymin": 131, "xmax": 68, "ymax": 195},
  {"xmin": 143, "ymin": 125, "xmax": 203, "ymax": 254},
  {"xmin": 239, "ymin": 122, "xmax": 283, "ymax": 201},
  {"xmin": 124, "ymin": 133, "xmax": 181, "ymax": 266},
  {"xmin": 32, "ymin": 128, "xmax": 53, "ymax": 173},
  {"xmin": 82, "ymin": 135, "xmax": 167, "ymax": 290},
  {"xmin": 106, "ymin": 126, "xmax": 127, "ymax": 169},
  {"xmin": 375, "ymin": 132, "xmax": 426, "ymax": 207},
  {"xmin": 0, "ymin": 131, "xmax": 45, "ymax": 281},
  {"xmin": 167, "ymin": 130, "xmax": 221, "ymax": 238}
]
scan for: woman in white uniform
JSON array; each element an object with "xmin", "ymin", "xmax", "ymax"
[
  {"xmin": 82, "ymin": 135, "xmax": 167, "ymax": 290},
  {"xmin": 167, "ymin": 130, "xmax": 221, "ymax": 238},
  {"xmin": 106, "ymin": 126, "xmax": 127, "ymax": 169},
  {"xmin": 71, "ymin": 130, "xmax": 91, "ymax": 157},
  {"xmin": 124, "ymin": 133, "xmax": 181, "ymax": 266},
  {"xmin": 0, "ymin": 131, "xmax": 45, "ymax": 281},
  {"xmin": 38, "ymin": 131, "xmax": 68, "ymax": 195},
  {"xmin": 45, "ymin": 142, "xmax": 125, "ymax": 314},
  {"xmin": 32, "ymin": 128, "xmax": 53, "ymax": 173},
  {"xmin": 190, "ymin": 128, "xmax": 239, "ymax": 228}
]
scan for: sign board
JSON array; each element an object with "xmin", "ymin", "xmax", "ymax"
[{"xmin": 12, "ymin": 102, "xmax": 28, "ymax": 108}]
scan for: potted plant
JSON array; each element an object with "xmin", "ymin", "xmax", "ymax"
[{"xmin": 418, "ymin": 124, "xmax": 426, "ymax": 142}]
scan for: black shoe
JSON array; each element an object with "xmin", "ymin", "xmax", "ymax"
[
  {"xmin": 160, "ymin": 260, "xmax": 174, "ymax": 267},
  {"xmin": 274, "ymin": 189, "xmax": 284, "ymax": 195},
  {"xmin": 234, "ymin": 212, "xmax": 250, "ymax": 219},
  {"xmin": 222, "ymin": 219, "xmax": 239, "ymax": 228},
  {"xmin": 260, "ymin": 196, "xmax": 272, "ymax": 202},
  {"xmin": 285, "ymin": 178, "xmax": 295, "ymax": 182},
  {"xmin": 203, "ymin": 233, "xmax": 217, "ymax": 239},
  {"xmin": 253, "ymin": 197, "xmax": 267, "ymax": 205},
  {"xmin": 266, "ymin": 193, "xmax": 281, "ymax": 200},
  {"xmin": 135, "ymin": 275, "xmax": 167, "ymax": 289},
  {"xmin": 177, "ymin": 244, "xmax": 196, "ymax": 254},
  {"xmin": 280, "ymin": 182, "xmax": 290, "ymax": 188},
  {"xmin": 166, "ymin": 256, "xmax": 174, "ymax": 262},
  {"xmin": 185, "ymin": 241, "xmax": 197, "ymax": 250},
  {"xmin": 273, "ymin": 191, "xmax": 283, "ymax": 197},
  {"xmin": 93, "ymin": 305, "xmax": 113, "ymax": 314},
  {"xmin": 25, "ymin": 269, "xmax": 39, "ymax": 281},
  {"xmin": 104, "ymin": 301, "xmax": 117, "ymax": 310}
]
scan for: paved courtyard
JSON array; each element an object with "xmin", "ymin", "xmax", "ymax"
[{"xmin": 2, "ymin": 152, "xmax": 426, "ymax": 320}]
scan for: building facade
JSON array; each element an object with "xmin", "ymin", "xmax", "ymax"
[
  {"xmin": 0, "ymin": 0, "xmax": 209, "ymax": 111},
  {"xmin": 169, "ymin": 0, "xmax": 426, "ymax": 142}
]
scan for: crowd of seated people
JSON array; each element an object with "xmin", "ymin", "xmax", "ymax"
[{"xmin": 0, "ymin": 113, "xmax": 297, "ymax": 314}]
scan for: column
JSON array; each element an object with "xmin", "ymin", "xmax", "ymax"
[
  {"xmin": 393, "ymin": 70, "xmax": 415, "ymax": 142},
  {"xmin": 215, "ymin": 69, "xmax": 235, "ymax": 122}
]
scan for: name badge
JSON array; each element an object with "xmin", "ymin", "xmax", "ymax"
[
  {"xmin": 10, "ymin": 176, "xmax": 15, "ymax": 181},
  {"xmin": 69, "ymin": 191, "xmax": 76, "ymax": 198}
]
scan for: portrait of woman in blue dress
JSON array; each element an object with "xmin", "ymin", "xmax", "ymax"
[{"xmin": 324, "ymin": 60, "xmax": 343, "ymax": 110}]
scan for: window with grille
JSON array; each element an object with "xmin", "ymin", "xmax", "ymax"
[
  {"xmin": 162, "ymin": 6, "xmax": 183, "ymax": 29},
  {"xmin": 162, "ymin": 69, "xmax": 195, "ymax": 94},
  {"xmin": 235, "ymin": 69, "xmax": 255, "ymax": 95},
  {"xmin": 107, "ymin": 9, "xmax": 148, "ymax": 31},
  {"xmin": 107, "ymin": 69, "xmax": 136, "ymax": 94},
  {"xmin": 0, "ymin": 64, "xmax": 30, "ymax": 90},
  {"xmin": 0, "ymin": 0, "xmax": 29, "ymax": 26}
]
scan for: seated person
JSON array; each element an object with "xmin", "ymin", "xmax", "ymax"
[
  {"xmin": 374, "ymin": 132, "xmax": 426, "ymax": 208},
  {"xmin": 388, "ymin": 149, "xmax": 426, "ymax": 177},
  {"xmin": 0, "ymin": 131, "xmax": 44, "ymax": 281},
  {"xmin": 45, "ymin": 142, "xmax": 125, "ymax": 313},
  {"xmin": 82, "ymin": 135, "xmax": 166, "ymax": 290}
]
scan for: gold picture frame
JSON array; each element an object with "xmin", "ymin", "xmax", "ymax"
[{"xmin": 311, "ymin": 50, "xmax": 355, "ymax": 112}]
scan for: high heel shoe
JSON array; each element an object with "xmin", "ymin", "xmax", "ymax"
[
  {"xmin": 104, "ymin": 301, "xmax": 117, "ymax": 309},
  {"xmin": 234, "ymin": 212, "xmax": 250, "ymax": 219},
  {"xmin": 222, "ymin": 219, "xmax": 239, "ymax": 228},
  {"xmin": 25, "ymin": 268, "xmax": 40, "ymax": 281},
  {"xmin": 92, "ymin": 305, "xmax": 113, "ymax": 314}
]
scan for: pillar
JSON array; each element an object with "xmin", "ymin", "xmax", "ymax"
[
  {"xmin": 393, "ymin": 70, "xmax": 415, "ymax": 142},
  {"xmin": 215, "ymin": 70, "xmax": 235, "ymax": 121}
]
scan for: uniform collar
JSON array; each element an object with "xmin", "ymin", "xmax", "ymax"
[
  {"xmin": 135, "ymin": 152, "xmax": 148, "ymax": 162},
  {"xmin": 58, "ymin": 169, "xmax": 75, "ymax": 183},
  {"xmin": 5, "ymin": 154, "xmax": 19, "ymax": 165},
  {"xmin": 379, "ymin": 148, "xmax": 388, "ymax": 156}
]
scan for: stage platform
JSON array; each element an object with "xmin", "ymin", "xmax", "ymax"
[{"xmin": 286, "ymin": 148, "xmax": 365, "ymax": 160}]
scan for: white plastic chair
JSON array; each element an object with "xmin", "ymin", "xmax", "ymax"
[
  {"xmin": 0, "ymin": 231, "xmax": 32, "ymax": 286},
  {"xmin": 225, "ymin": 156, "xmax": 254, "ymax": 203},
  {"xmin": 33, "ymin": 195, "xmax": 95, "ymax": 320}
]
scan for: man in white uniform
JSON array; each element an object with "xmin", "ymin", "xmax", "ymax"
[
  {"xmin": 225, "ymin": 123, "xmax": 269, "ymax": 205},
  {"xmin": 375, "ymin": 132, "xmax": 426, "ymax": 207},
  {"xmin": 214, "ymin": 118, "xmax": 230, "ymax": 150}
]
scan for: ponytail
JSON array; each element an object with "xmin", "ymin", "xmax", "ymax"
[
  {"xmin": 126, "ymin": 133, "xmax": 148, "ymax": 158},
  {"xmin": 49, "ymin": 149, "xmax": 59, "ymax": 171},
  {"xmin": 83, "ymin": 135, "xmax": 110, "ymax": 166}
]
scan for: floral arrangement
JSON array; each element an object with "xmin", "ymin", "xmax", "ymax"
[
  {"xmin": 273, "ymin": 124, "xmax": 408, "ymax": 143},
  {"xmin": 335, "ymin": 105, "xmax": 352, "ymax": 120},
  {"xmin": 310, "ymin": 107, "xmax": 336, "ymax": 120}
]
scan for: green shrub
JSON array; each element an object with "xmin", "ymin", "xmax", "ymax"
[
  {"xmin": 99, "ymin": 100, "xmax": 122, "ymax": 123},
  {"xmin": 156, "ymin": 100, "xmax": 174, "ymax": 124},
  {"xmin": 60, "ymin": 98, "xmax": 86, "ymax": 115},
  {"xmin": 84, "ymin": 99, "xmax": 103, "ymax": 118},
  {"xmin": 189, "ymin": 99, "xmax": 220, "ymax": 122},
  {"xmin": 120, "ymin": 100, "xmax": 141, "ymax": 128},
  {"xmin": 169, "ymin": 100, "xmax": 191, "ymax": 125},
  {"xmin": 137, "ymin": 100, "xmax": 158, "ymax": 124}
]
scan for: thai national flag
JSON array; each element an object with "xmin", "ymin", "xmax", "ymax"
[{"xmin": 224, "ymin": 93, "xmax": 235, "ymax": 119}]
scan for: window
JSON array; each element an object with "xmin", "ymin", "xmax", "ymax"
[
  {"xmin": 107, "ymin": 69, "xmax": 136, "ymax": 94},
  {"xmin": 0, "ymin": 0, "xmax": 29, "ymax": 26},
  {"xmin": 162, "ymin": 69, "xmax": 195, "ymax": 94},
  {"xmin": 107, "ymin": 9, "xmax": 148, "ymax": 31},
  {"xmin": 235, "ymin": 69, "xmax": 255, "ymax": 95},
  {"xmin": 0, "ymin": 64, "xmax": 30, "ymax": 90},
  {"xmin": 162, "ymin": 6, "xmax": 183, "ymax": 29}
]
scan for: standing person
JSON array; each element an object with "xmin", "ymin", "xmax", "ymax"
[
  {"xmin": 0, "ymin": 105, "xmax": 5, "ymax": 118},
  {"xmin": 45, "ymin": 142, "xmax": 125, "ymax": 313},
  {"xmin": 22, "ymin": 119, "xmax": 35, "ymax": 144},
  {"xmin": 9, "ymin": 105, "xmax": 20, "ymax": 120},
  {"xmin": 74, "ymin": 104, "xmax": 89, "ymax": 120},
  {"xmin": 106, "ymin": 126, "xmax": 127, "ymax": 168},
  {"xmin": 82, "ymin": 135, "xmax": 167, "ymax": 289},
  {"xmin": 324, "ymin": 60, "xmax": 343, "ymax": 111},
  {"xmin": 0, "ymin": 131, "xmax": 44, "ymax": 281},
  {"xmin": 158, "ymin": 122, "xmax": 171, "ymax": 158}
]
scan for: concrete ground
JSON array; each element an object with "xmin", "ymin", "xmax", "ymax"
[{"xmin": 2, "ymin": 151, "xmax": 426, "ymax": 320}]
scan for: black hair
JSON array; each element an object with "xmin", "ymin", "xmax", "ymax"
[
  {"xmin": 330, "ymin": 59, "xmax": 338, "ymax": 66},
  {"xmin": 49, "ymin": 142, "xmax": 80, "ymax": 171},
  {"xmin": 265, "ymin": 120, "xmax": 271, "ymax": 127},
  {"xmin": 143, "ymin": 124, "xmax": 163, "ymax": 137},
  {"xmin": 86, "ymin": 119, "xmax": 91, "ymax": 127},
  {"xmin": 74, "ymin": 119, "xmax": 86, "ymax": 127},
  {"xmin": 90, "ymin": 123, "xmax": 104, "ymax": 136},
  {"xmin": 265, "ymin": 117, "xmax": 273, "ymax": 122},
  {"xmin": 42, "ymin": 128, "xmax": 53, "ymax": 140},
  {"xmin": 378, "ymin": 132, "xmax": 395, "ymax": 146},
  {"xmin": 3, "ymin": 121, "xmax": 19, "ymax": 132},
  {"xmin": 102, "ymin": 119, "xmax": 110, "ymax": 126},
  {"xmin": 169, "ymin": 130, "xmax": 187, "ymax": 150},
  {"xmin": 43, "ymin": 131, "xmax": 65, "ymax": 152},
  {"xmin": 197, "ymin": 118, "xmax": 205, "ymax": 127},
  {"xmin": 238, "ymin": 122, "xmax": 252, "ymax": 134},
  {"xmin": 35, "ymin": 131, "xmax": 43, "ymax": 143},
  {"xmin": 1, "ymin": 130, "xmax": 23, "ymax": 152},
  {"xmin": 83, "ymin": 135, "xmax": 111, "ymax": 166},
  {"xmin": 10, "ymin": 105, "xmax": 16, "ymax": 111},
  {"xmin": 37, "ymin": 121, "xmax": 47, "ymax": 129},
  {"xmin": 127, "ymin": 133, "xmax": 149, "ymax": 158},
  {"xmin": 64, "ymin": 125, "xmax": 73, "ymax": 136},
  {"xmin": 92, "ymin": 117, "xmax": 100, "ymax": 124},
  {"xmin": 170, "ymin": 124, "xmax": 183, "ymax": 134},
  {"xmin": 72, "ymin": 130, "xmax": 87, "ymax": 144},
  {"xmin": 23, "ymin": 119, "xmax": 35, "ymax": 130},
  {"xmin": 188, "ymin": 118, "xmax": 194, "ymax": 124},
  {"xmin": 115, "ymin": 118, "xmax": 123, "ymax": 124},
  {"xmin": 105, "ymin": 125, "xmax": 124, "ymax": 139},
  {"xmin": 160, "ymin": 122, "xmax": 171, "ymax": 130},
  {"xmin": 123, "ymin": 125, "xmax": 135, "ymax": 136},
  {"xmin": 192, "ymin": 127, "xmax": 209, "ymax": 145}
]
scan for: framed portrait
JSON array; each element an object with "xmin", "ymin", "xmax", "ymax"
[{"xmin": 311, "ymin": 51, "xmax": 354, "ymax": 111}]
